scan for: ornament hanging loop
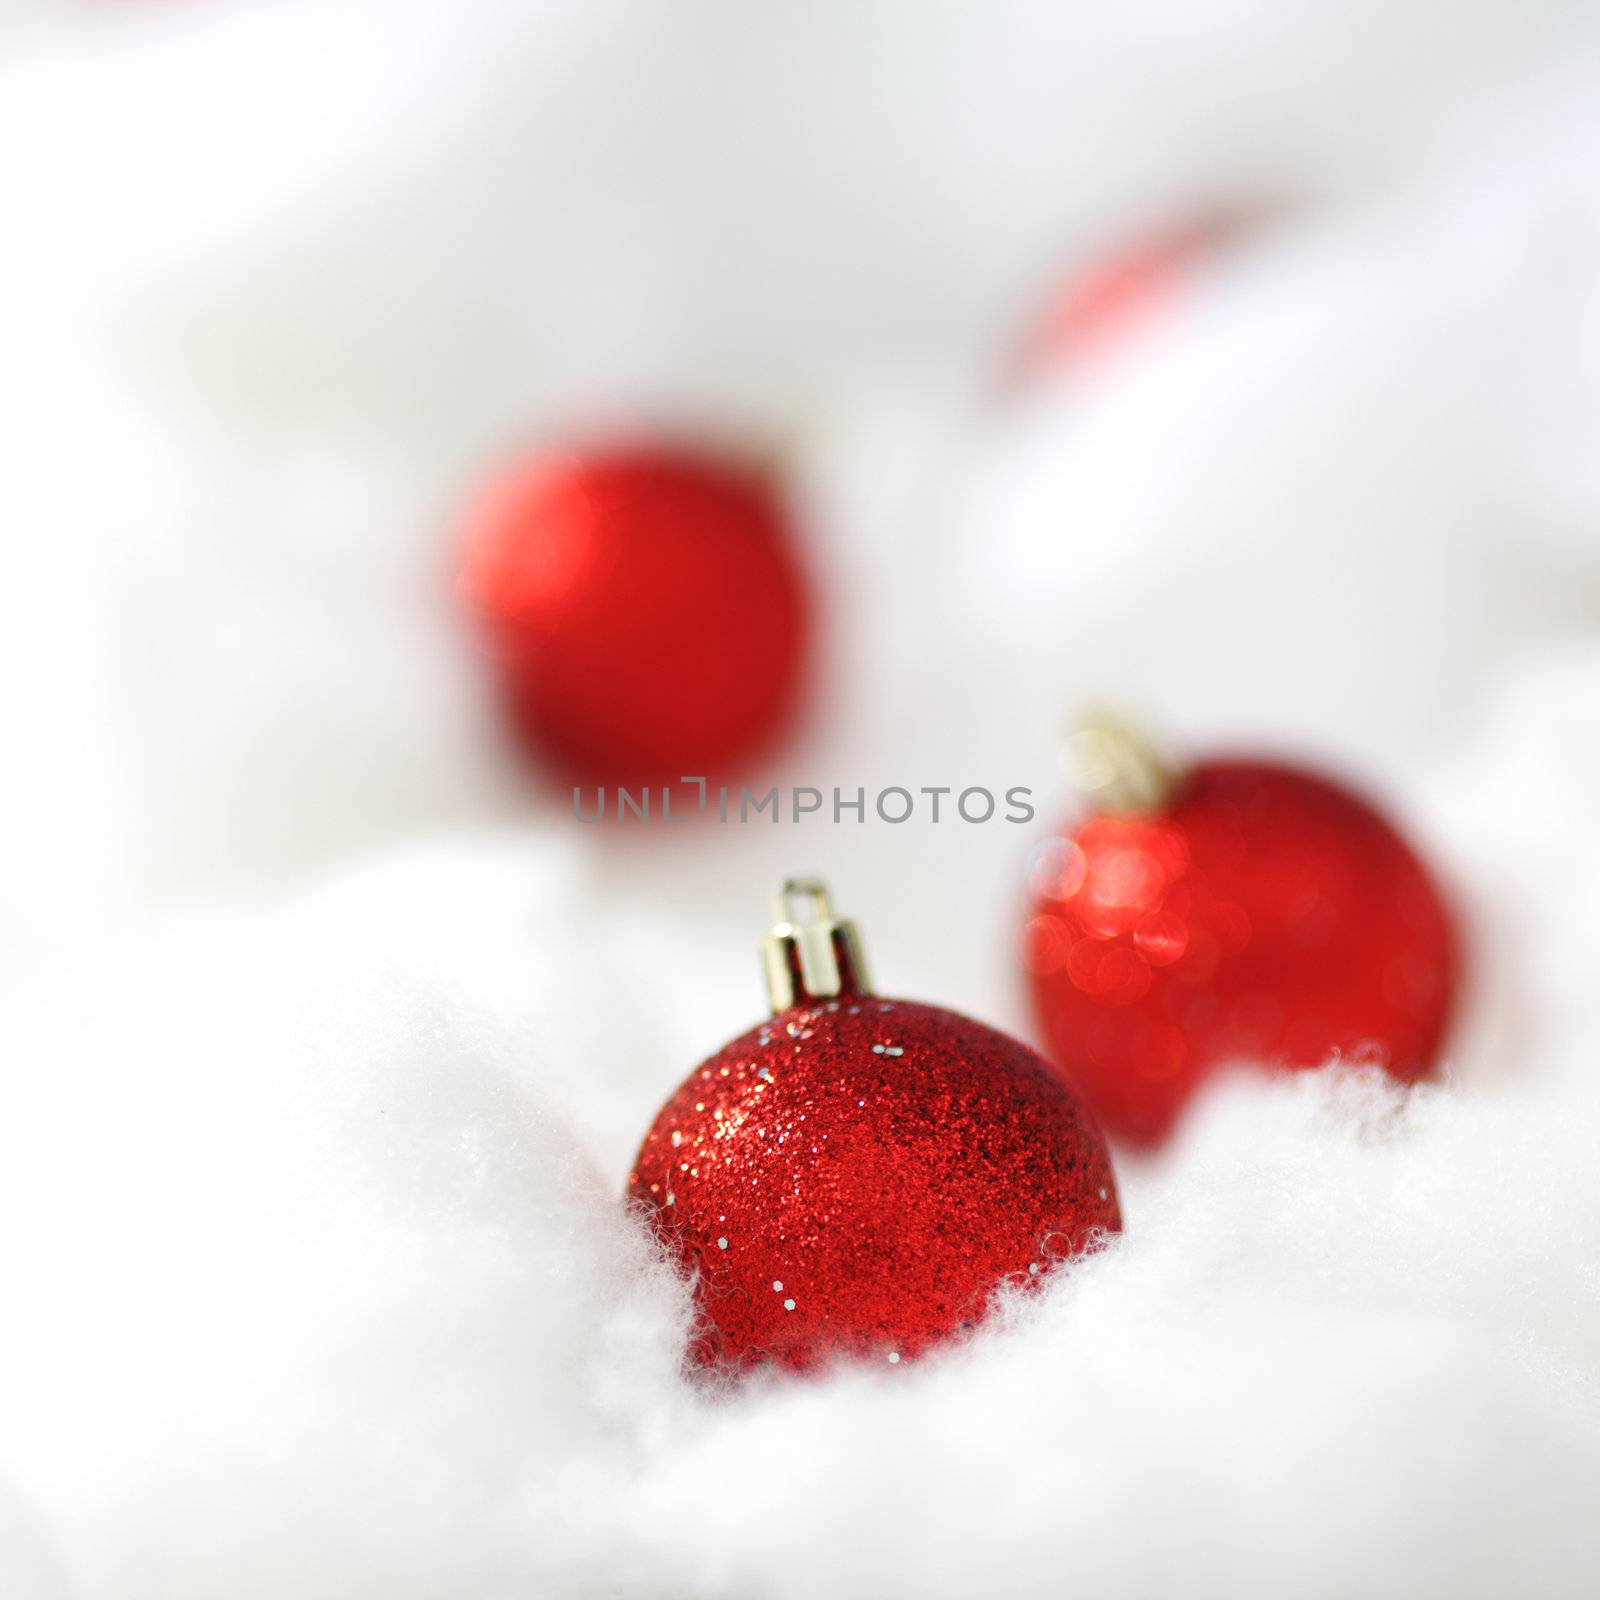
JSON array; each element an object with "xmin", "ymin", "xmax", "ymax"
[{"xmin": 761, "ymin": 877, "xmax": 872, "ymax": 1013}]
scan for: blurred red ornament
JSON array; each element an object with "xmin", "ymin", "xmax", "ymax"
[
  {"xmin": 1023, "ymin": 722, "xmax": 1461, "ymax": 1146},
  {"xmin": 630, "ymin": 880, "xmax": 1121, "ymax": 1373},
  {"xmin": 1023, "ymin": 219, "xmax": 1227, "ymax": 376},
  {"xmin": 459, "ymin": 444, "xmax": 810, "ymax": 786}
]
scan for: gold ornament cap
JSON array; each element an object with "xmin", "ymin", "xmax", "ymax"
[
  {"xmin": 760, "ymin": 877, "xmax": 872, "ymax": 1013},
  {"xmin": 1065, "ymin": 710, "xmax": 1176, "ymax": 815}
]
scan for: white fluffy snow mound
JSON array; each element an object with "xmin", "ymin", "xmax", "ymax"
[
  {"xmin": 2, "ymin": 0, "xmax": 1600, "ymax": 1595},
  {"xmin": 2, "ymin": 767, "xmax": 1599, "ymax": 1598}
]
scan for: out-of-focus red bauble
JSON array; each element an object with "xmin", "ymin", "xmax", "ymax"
[
  {"xmin": 1024, "ymin": 757, "xmax": 1461, "ymax": 1146},
  {"xmin": 1022, "ymin": 219, "xmax": 1228, "ymax": 376},
  {"xmin": 459, "ymin": 444, "xmax": 810, "ymax": 786},
  {"xmin": 630, "ymin": 882, "xmax": 1121, "ymax": 1372}
]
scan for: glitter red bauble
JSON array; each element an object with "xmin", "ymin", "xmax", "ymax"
[
  {"xmin": 459, "ymin": 445, "xmax": 810, "ymax": 787},
  {"xmin": 1023, "ymin": 759, "xmax": 1462, "ymax": 1146},
  {"xmin": 630, "ymin": 992, "xmax": 1120, "ymax": 1372}
]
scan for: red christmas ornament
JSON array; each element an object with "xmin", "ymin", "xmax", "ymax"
[
  {"xmin": 629, "ymin": 880, "xmax": 1121, "ymax": 1372},
  {"xmin": 459, "ymin": 443, "xmax": 810, "ymax": 787},
  {"xmin": 1022, "ymin": 218, "xmax": 1229, "ymax": 377},
  {"xmin": 1023, "ymin": 721, "xmax": 1462, "ymax": 1146}
]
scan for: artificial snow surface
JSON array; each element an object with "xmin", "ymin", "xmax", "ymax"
[{"xmin": 3, "ymin": 2, "xmax": 1600, "ymax": 1596}]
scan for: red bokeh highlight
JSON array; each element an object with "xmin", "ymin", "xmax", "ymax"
[
  {"xmin": 1025, "ymin": 760, "xmax": 1461, "ymax": 1146},
  {"xmin": 1023, "ymin": 219, "xmax": 1229, "ymax": 376}
]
